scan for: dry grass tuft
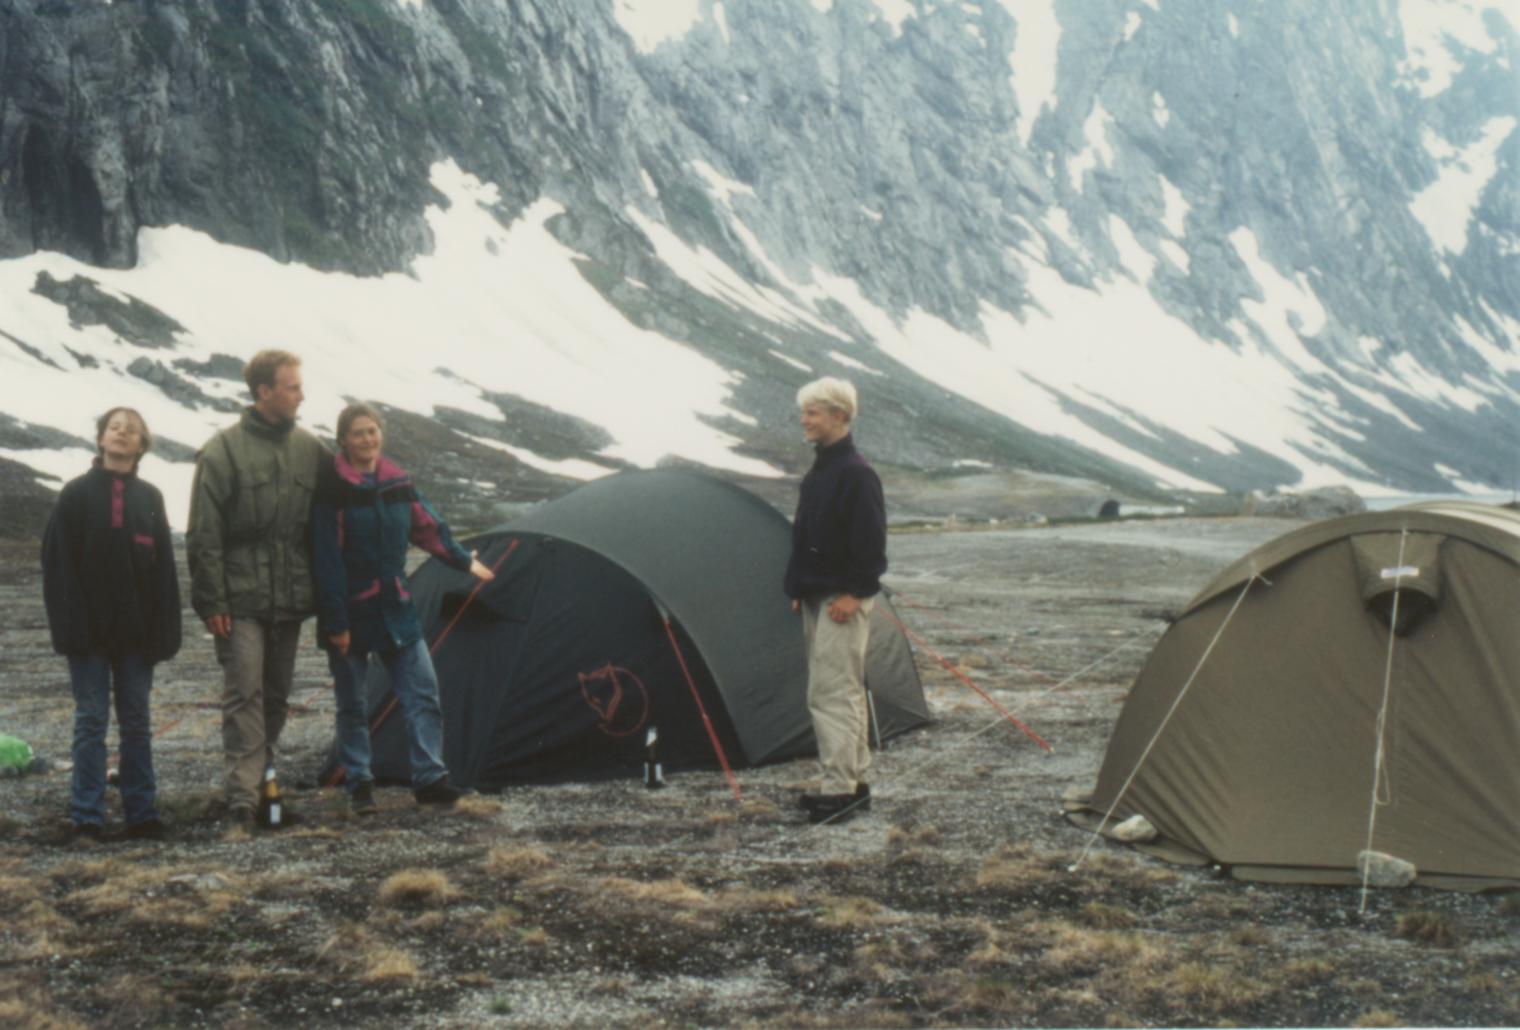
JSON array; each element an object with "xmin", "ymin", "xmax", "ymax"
[
  {"xmin": 377, "ymin": 869, "xmax": 460, "ymax": 909},
  {"xmin": 9, "ymin": 900, "xmax": 75, "ymax": 960},
  {"xmin": 483, "ymin": 846, "xmax": 553, "ymax": 880},
  {"xmin": 0, "ymin": 977, "xmax": 86, "ymax": 1030},
  {"xmin": 451, "ymin": 794, "xmax": 504, "ymax": 820},
  {"xmin": 594, "ymin": 876, "xmax": 710, "ymax": 909},
  {"xmin": 713, "ymin": 887, "xmax": 799, "ymax": 915},
  {"xmin": 740, "ymin": 798, "xmax": 780, "ymax": 818},
  {"xmin": 705, "ymin": 809, "xmax": 738, "ymax": 824},
  {"xmin": 320, "ymin": 923, "xmax": 421, "ymax": 983},
  {"xmin": 960, "ymin": 974, "xmax": 1026, "ymax": 1017},
  {"xmin": 1395, "ymin": 910, "xmax": 1458, "ymax": 948},
  {"xmin": 517, "ymin": 925, "xmax": 550, "ymax": 947},
  {"xmin": 476, "ymin": 906, "xmax": 521, "ymax": 941},
  {"xmin": 975, "ymin": 843, "xmax": 1064, "ymax": 889},
  {"xmin": 1352, "ymin": 1009, "xmax": 1402, "ymax": 1028},
  {"xmin": 1281, "ymin": 957, "xmax": 1333, "ymax": 986},
  {"xmin": 1079, "ymin": 902, "xmax": 1136, "ymax": 930},
  {"xmin": 61, "ymin": 862, "xmax": 240, "ymax": 930},
  {"xmin": 967, "ymin": 918, "xmax": 1014, "ymax": 967},
  {"xmin": 816, "ymin": 895, "xmax": 894, "ymax": 929},
  {"xmin": 1039, "ymin": 921, "xmax": 1164, "ymax": 978},
  {"xmin": 885, "ymin": 824, "xmax": 941, "ymax": 849},
  {"xmin": 1162, "ymin": 960, "xmax": 1265, "ymax": 1014},
  {"xmin": 0, "ymin": 872, "xmax": 46, "ymax": 912},
  {"xmin": 1464, "ymin": 971, "xmax": 1503, "ymax": 994},
  {"xmin": 755, "ymin": 1007, "xmax": 913, "ymax": 1029}
]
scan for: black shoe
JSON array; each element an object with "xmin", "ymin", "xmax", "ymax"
[
  {"xmin": 414, "ymin": 776, "xmax": 468, "ymax": 808},
  {"xmin": 351, "ymin": 781, "xmax": 379, "ymax": 817},
  {"xmin": 800, "ymin": 783, "xmax": 870, "ymax": 813},
  {"xmin": 125, "ymin": 818, "xmax": 167, "ymax": 840},
  {"xmin": 806, "ymin": 793, "xmax": 865, "ymax": 826}
]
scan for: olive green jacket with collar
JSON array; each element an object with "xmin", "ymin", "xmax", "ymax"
[{"xmin": 187, "ymin": 407, "xmax": 327, "ymax": 622}]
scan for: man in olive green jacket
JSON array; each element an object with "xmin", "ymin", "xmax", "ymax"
[{"xmin": 188, "ymin": 349, "xmax": 326, "ymax": 828}]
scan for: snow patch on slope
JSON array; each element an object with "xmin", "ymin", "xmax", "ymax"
[
  {"xmin": 0, "ymin": 161, "xmax": 782, "ymax": 523},
  {"xmin": 1002, "ymin": 0, "xmax": 1060, "ymax": 148},
  {"xmin": 1397, "ymin": 0, "xmax": 1500, "ymax": 97},
  {"xmin": 1410, "ymin": 117, "xmax": 1515, "ymax": 253}
]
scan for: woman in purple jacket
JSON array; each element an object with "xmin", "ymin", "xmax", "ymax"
[
  {"xmin": 312, "ymin": 403, "xmax": 494, "ymax": 815},
  {"xmin": 42, "ymin": 407, "xmax": 182, "ymax": 840}
]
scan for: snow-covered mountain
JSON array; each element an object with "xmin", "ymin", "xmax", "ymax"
[{"xmin": 1, "ymin": 0, "xmax": 1517, "ymax": 534}]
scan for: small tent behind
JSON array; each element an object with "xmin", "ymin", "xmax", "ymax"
[
  {"xmin": 1069, "ymin": 502, "xmax": 1520, "ymax": 892},
  {"xmin": 327, "ymin": 469, "xmax": 928, "ymax": 789}
]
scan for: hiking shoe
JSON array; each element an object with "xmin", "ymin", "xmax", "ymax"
[
  {"xmin": 800, "ymin": 782, "xmax": 870, "ymax": 813},
  {"xmin": 414, "ymin": 776, "xmax": 468, "ymax": 808},
  {"xmin": 125, "ymin": 818, "xmax": 167, "ymax": 840},
  {"xmin": 351, "ymin": 781, "xmax": 379, "ymax": 817},
  {"xmin": 806, "ymin": 793, "xmax": 865, "ymax": 826}
]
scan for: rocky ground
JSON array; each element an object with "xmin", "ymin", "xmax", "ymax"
[{"xmin": 1, "ymin": 518, "xmax": 1517, "ymax": 1029}]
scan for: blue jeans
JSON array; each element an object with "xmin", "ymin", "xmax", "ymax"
[
  {"xmin": 329, "ymin": 639, "xmax": 449, "ymax": 790},
  {"xmin": 68, "ymin": 654, "xmax": 158, "ymax": 828}
]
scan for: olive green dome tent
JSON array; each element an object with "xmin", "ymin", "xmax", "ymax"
[{"xmin": 1069, "ymin": 502, "xmax": 1520, "ymax": 892}]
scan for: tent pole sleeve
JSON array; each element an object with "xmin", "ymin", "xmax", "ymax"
[{"xmin": 661, "ymin": 616, "xmax": 742, "ymax": 802}]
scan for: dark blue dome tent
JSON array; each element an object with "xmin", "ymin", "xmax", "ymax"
[{"xmin": 322, "ymin": 469, "xmax": 928, "ymax": 790}]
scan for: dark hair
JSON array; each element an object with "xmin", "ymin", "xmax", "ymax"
[
  {"xmin": 336, "ymin": 402, "xmax": 385, "ymax": 449},
  {"xmin": 243, "ymin": 349, "xmax": 301, "ymax": 400},
  {"xmin": 95, "ymin": 407, "xmax": 152, "ymax": 467}
]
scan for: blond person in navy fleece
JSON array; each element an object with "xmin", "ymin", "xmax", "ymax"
[{"xmin": 783, "ymin": 377, "xmax": 887, "ymax": 826}]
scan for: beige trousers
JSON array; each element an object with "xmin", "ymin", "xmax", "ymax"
[
  {"xmin": 216, "ymin": 618, "xmax": 303, "ymax": 811},
  {"xmin": 801, "ymin": 595, "xmax": 875, "ymax": 795}
]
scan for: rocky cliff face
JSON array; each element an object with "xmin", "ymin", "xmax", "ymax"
[{"xmin": 1, "ymin": 0, "xmax": 1517, "ymax": 523}]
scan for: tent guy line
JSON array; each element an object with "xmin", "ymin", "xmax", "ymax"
[
  {"xmin": 878, "ymin": 604, "xmax": 1053, "ymax": 752},
  {"xmin": 776, "ymin": 629, "xmax": 1158, "ymax": 841},
  {"xmin": 1359, "ymin": 525, "xmax": 1408, "ymax": 915},
  {"xmin": 1070, "ymin": 572, "xmax": 1266, "ymax": 874}
]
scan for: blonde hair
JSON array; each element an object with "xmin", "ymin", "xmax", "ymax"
[{"xmin": 796, "ymin": 377, "xmax": 858, "ymax": 422}]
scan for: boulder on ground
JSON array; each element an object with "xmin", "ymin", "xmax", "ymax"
[
  {"xmin": 1357, "ymin": 849, "xmax": 1417, "ymax": 888},
  {"xmin": 1112, "ymin": 813, "xmax": 1159, "ymax": 843},
  {"xmin": 1241, "ymin": 486, "xmax": 1365, "ymax": 519}
]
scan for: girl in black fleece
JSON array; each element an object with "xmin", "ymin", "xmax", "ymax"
[{"xmin": 41, "ymin": 407, "xmax": 181, "ymax": 839}]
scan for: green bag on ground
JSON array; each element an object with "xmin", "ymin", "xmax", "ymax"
[{"xmin": 0, "ymin": 734, "xmax": 35, "ymax": 772}]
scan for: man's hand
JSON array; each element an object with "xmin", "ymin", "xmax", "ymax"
[
  {"xmin": 791, "ymin": 599, "xmax": 800, "ymax": 613},
  {"xmin": 827, "ymin": 594, "xmax": 862, "ymax": 623},
  {"xmin": 469, "ymin": 550, "xmax": 495, "ymax": 582},
  {"xmin": 329, "ymin": 630, "xmax": 351, "ymax": 657},
  {"xmin": 204, "ymin": 614, "xmax": 232, "ymax": 639}
]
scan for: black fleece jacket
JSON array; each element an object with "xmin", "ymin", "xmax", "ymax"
[
  {"xmin": 41, "ymin": 462, "xmax": 182, "ymax": 663},
  {"xmin": 784, "ymin": 434, "xmax": 887, "ymax": 600}
]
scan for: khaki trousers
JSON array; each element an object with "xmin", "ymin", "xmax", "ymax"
[
  {"xmin": 801, "ymin": 595, "xmax": 875, "ymax": 795},
  {"xmin": 216, "ymin": 618, "xmax": 302, "ymax": 811}
]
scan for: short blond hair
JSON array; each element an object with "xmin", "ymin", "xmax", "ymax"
[
  {"xmin": 243, "ymin": 349, "xmax": 301, "ymax": 400},
  {"xmin": 797, "ymin": 377, "xmax": 858, "ymax": 422}
]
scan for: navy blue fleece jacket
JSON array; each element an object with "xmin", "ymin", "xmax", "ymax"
[{"xmin": 784, "ymin": 434, "xmax": 887, "ymax": 600}]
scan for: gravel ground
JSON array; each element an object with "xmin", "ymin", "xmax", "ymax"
[{"xmin": 1, "ymin": 518, "xmax": 1517, "ymax": 1028}]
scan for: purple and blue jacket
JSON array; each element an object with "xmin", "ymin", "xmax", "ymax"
[{"xmin": 312, "ymin": 454, "xmax": 472, "ymax": 653}]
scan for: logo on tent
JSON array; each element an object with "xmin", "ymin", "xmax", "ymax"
[{"xmin": 577, "ymin": 663, "xmax": 650, "ymax": 738}]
